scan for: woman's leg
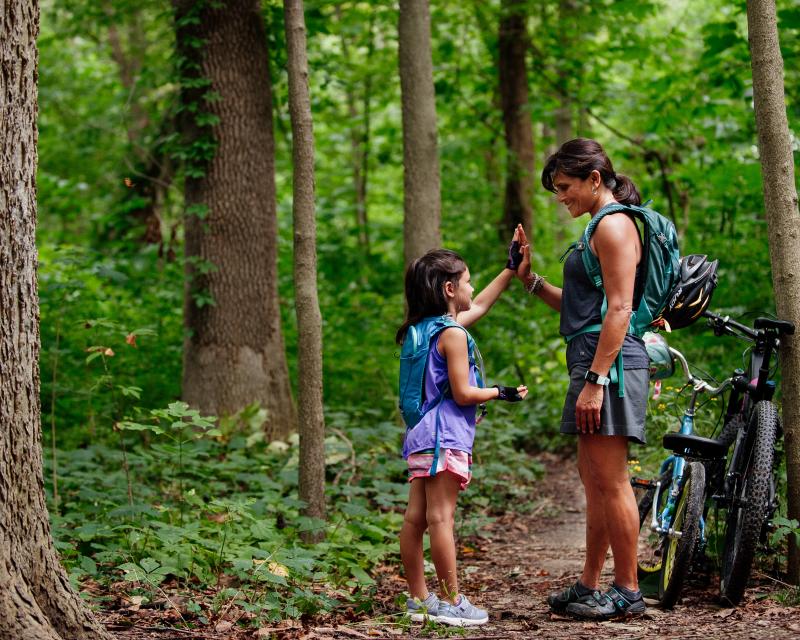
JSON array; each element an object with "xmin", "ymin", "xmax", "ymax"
[
  {"xmin": 579, "ymin": 434, "xmax": 640, "ymax": 590},
  {"xmin": 400, "ymin": 478, "xmax": 429, "ymax": 599},
  {"xmin": 425, "ymin": 471, "xmax": 462, "ymax": 603},
  {"xmin": 578, "ymin": 437, "xmax": 610, "ymax": 589}
]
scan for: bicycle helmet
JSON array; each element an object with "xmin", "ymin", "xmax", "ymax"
[
  {"xmin": 643, "ymin": 331, "xmax": 674, "ymax": 380},
  {"xmin": 660, "ymin": 254, "xmax": 719, "ymax": 331}
]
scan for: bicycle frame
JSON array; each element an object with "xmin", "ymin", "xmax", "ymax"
[
  {"xmin": 649, "ymin": 348, "xmax": 730, "ymax": 541},
  {"xmin": 704, "ymin": 312, "xmax": 790, "ymax": 512}
]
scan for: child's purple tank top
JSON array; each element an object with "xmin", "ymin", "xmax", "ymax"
[{"xmin": 402, "ymin": 333, "xmax": 478, "ymax": 459}]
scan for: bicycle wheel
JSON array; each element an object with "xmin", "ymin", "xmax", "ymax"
[
  {"xmin": 716, "ymin": 413, "xmax": 745, "ymax": 449},
  {"xmin": 634, "ymin": 469, "xmax": 672, "ymax": 580},
  {"xmin": 659, "ymin": 461, "xmax": 705, "ymax": 609},
  {"xmin": 720, "ymin": 401, "xmax": 779, "ymax": 606}
]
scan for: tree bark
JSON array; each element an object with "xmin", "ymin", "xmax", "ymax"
[
  {"xmin": 498, "ymin": 0, "xmax": 534, "ymax": 238},
  {"xmin": 0, "ymin": 2, "xmax": 112, "ymax": 638},
  {"xmin": 398, "ymin": 0, "xmax": 441, "ymax": 265},
  {"xmin": 746, "ymin": 0, "xmax": 800, "ymax": 582},
  {"xmin": 284, "ymin": 0, "xmax": 326, "ymax": 541},
  {"xmin": 174, "ymin": 0, "xmax": 296, "ymax": 440}
]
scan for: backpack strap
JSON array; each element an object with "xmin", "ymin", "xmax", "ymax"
[
  {"xmin": 566, "ymin": 203, "xmax": 643, "ymax": 398},
  {"xmin": 565, "ymin": 324, "xmax": 626, "ymax": 398},
  {"xmin": 425, "ymin": 318, "xmax": 480, "ymax": 475}
]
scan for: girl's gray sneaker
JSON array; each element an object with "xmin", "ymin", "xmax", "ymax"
[
  {"xmin": 406, "ymin": 592, "xmax": 439, "ymax": 622},
  {"xmin": 434, "ymin": 595, "xmax": 489, "ymax": 626}
]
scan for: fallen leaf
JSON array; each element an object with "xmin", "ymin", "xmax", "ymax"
[
  {"xmin": 215, "ymin": 620, "xmax": 233, "ymax": 632},
  {"xmin": 268, "ymin": 561, "xmax": 289, "ymax": 577}
]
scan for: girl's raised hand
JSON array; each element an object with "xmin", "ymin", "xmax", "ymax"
[{"xmin": 505, "ymin": 225, "xmax": 523, "ymax": 271}]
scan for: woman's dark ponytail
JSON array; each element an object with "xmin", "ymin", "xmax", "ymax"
[
  {"xmin": 542, "ymin": 138, "xmax": 640, "ymax": 206},
  {"xmin": 612, "ymin": 173, "xmax": 640, "ymax": 206}
]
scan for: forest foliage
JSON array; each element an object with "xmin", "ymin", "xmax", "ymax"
[{"xmin": 34, "ymin": 0, "xmax": 800, "ymax": 625}]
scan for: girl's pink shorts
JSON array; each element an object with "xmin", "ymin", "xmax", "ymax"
[{"xmin": 407, "ymin": 448, "xmax": 472, "ymax": 490}]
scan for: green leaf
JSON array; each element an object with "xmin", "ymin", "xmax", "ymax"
[
  {"xmin": 349, "ymin": 565, "xmax": 374, "ymax": 585},
  {"xmin": 79, "ymin": 555, "xmax": 98, "ymax": 576},
  {"xmin": 139, "ymin": 557, "xmax": 161, "ymax": 574}
]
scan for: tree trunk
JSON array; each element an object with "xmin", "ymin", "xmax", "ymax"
[
  {"xmin": 174, "ymin": 0, "xmax": 296, "ymax": 440},
  {"xmin": 498, "ymin": 0, "xmax": 534, "ymax": 238},
  {"xmin": 398, "ymin": 0, "xmax": 441, "ymax": 265},
  {"xmin": 0, "ymin": 3, "xmax": 112, "ymax": 638},
  {"xmin": 746, "ymin": 0, "xmax": 800, "ymax": 583},
  {"xmin": 284, "ymin": 0, "xmax": 326, "ymax": 541},
  {"xmin": 336, "ymin": 7, "xmax": 373, "ymax": 258},
  {"xmin": 554, "ymin": 0, "xmax": 574, "ymax": 148}
]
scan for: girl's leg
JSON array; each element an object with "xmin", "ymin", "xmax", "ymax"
[
  {"xmin": 400, "ymin": 478, "xmax": 429, "ymax": 599},
  {"xmin": 425, "ymin": 471, "xmax": 462, "ymax": 603},
  {"xmin": 579, "ymin": 434, "xmax": 640, "ymax": 591},
  {"xmin": 578, "ymin": 438, "xmax": 610, "ymax": 589}
]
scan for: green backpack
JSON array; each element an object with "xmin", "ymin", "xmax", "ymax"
[{"xmin": 565, "ymin": 202, "xmax": 681, "ymax": 396}]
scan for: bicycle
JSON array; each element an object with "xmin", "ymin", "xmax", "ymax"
[
  {"xmin": 702, "ymin": 310, "xmax": 794, "ymax": 606},
  {"xmin": 632, "ymin": 340, "xmax": 730, "ymax": 609},
  {"xmin": 633, "ymin": 310, "xmax": 795, "ymax": 608}
]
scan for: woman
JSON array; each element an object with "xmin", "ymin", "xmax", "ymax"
[{"xmin": 517, "ymin": 138, "xmax": 648, "ymax": 619}]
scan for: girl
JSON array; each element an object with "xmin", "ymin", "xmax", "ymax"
[{"xmin": 396, "ymin": 246, "xmax": 528, "ymax": 627}]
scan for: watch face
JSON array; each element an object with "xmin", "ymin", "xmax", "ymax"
[{"xmin": 585, "ymin": 370, "xmax": 608, "ymax": 385}]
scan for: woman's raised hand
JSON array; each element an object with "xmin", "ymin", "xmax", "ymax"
[{"xmin": 515, "ymin": 225, "xmax": 531, "ymax": 280}]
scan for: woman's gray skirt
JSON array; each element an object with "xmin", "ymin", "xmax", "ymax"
[{"xmin": 560, "ymin": 365, "xmax": 649, "ymax": 445}]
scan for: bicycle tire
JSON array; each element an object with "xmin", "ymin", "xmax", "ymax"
[
  {"xmin": 717, "ymin": 413, "xmax": 745, "ymax": 449},
  {"xmin": 719, "ymin": 401, "xmax": 779, "ymax": 606},
  {"xmin": 659, "ymin": 461, "xmax": 705, "ymax": 609},
  {"xmin": 634, "ymin": 469, "xmax": 672, "ymax": 579}
]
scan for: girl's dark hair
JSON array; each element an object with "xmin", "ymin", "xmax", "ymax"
[
  {"xmin": 395, "ymin": 249, "xmax": 466, "ymax": 344},
  {"xmin": 541, "ymin": 138, "xmax": 640, "ymax": 206}
]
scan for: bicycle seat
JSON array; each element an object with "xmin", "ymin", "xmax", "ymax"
[
  {"xmin": 754, "ymin": 317, "xmax": 795, "ymax": 335},
  {"xmin": 663, "ymin": 432, "xmax": 728, "ymax": 459}
]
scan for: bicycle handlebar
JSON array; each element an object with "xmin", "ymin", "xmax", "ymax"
[
  {"xmin": 702, "ymin": 310, "xmax": 759, "ymax": 340},
  {"xmin": 703, "ymin": 309, "xmax": 795, "ymax": 340},
  {"xmin": 668, "ymin": 346, "xmax": 732, "ymax": 397}
]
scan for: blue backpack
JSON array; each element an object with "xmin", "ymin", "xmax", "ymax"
[
  {"xmin": 398, "ymin": 315, "xmax": 484, "ymax": 429},
  {"xmin": 564, "ymin": 202, "xmax": 681, "ymax": 396}
]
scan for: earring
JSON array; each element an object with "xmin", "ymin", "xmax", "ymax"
[{"xmin": 591, "ymin": 187, "xmax": 597, "ymax": 195}]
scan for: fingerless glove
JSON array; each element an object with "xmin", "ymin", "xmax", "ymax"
[
  {"xmin": 506, "ymin": 240, "xmax": 523, "ymax": 271},
  {"xmin": 494, "ymin": 385, "xmax": 524, "ymax": 402}
]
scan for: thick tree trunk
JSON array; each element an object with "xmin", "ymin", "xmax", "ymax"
[
  {"xmin": 174, "ymin": 0, "xmax": 296, "ymax": 439},
  {"xmin": 746, "ymin": 0, "xmax": 800, "ymax": 582},
  {"xmin": 0, "ymin": 3, "xmax": 112, "ymax": 638},
  {"xmin": 498, "ymin": 0, "xmax": 534, "ymax": 238},
  {"xmin": 398, "ymin": 0, "xmax": 441, "ymax": 265},
  {"xmin": 284, "ymin": 0, "xmax": 326, "ymax": 541}
]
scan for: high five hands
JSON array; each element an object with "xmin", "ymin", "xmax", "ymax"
[{"xmin": 506, "ymin": 225, "xmax": 531, "ymax": 281}]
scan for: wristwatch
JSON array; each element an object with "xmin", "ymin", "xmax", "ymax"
[{"xmin": 584, "ymin": 370, "xmax": 611, "ymax": 386}]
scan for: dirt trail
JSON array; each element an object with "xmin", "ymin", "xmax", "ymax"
[{"xmin": 368, "ymin": 453, "xmax": 800, "ymax": 639}]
